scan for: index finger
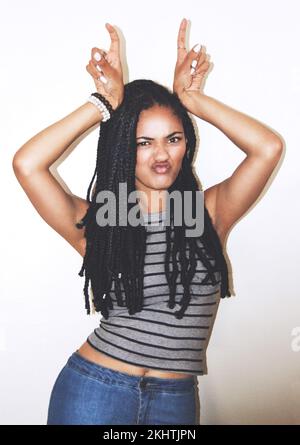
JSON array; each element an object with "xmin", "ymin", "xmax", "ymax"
[
  {"xmin": 177, "ymin": 18, "xmax": 188, "ymax": 62},
  {"xmin": 105, "ymin": 22, "xmax": 120, "ymax": 55}
]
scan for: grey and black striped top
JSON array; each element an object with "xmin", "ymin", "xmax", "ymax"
[{"xmin": 87, "ymin": 209, "xmax": 222, "ymax": 376}]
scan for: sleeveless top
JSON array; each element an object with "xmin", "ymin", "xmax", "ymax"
[{"xmin": 86, "ymin": 209, "xmax": 222, "ymax": 376}]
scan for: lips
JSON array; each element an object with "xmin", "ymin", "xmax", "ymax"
[{"xmin": 151, "ymin": 162, "xmax": 171, "ymax": 174}]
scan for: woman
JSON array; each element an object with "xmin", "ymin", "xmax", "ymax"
[{"xmin": 12, "ymin": 20, "xmax": 283, "ymax": 425}]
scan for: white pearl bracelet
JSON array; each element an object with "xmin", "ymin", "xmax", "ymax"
[{"xmin": 87, "ymin": 94, "xmax": 111, "ymax": 122}]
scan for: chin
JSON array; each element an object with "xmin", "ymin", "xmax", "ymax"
[
  {"xmin": 150, "ymin": 179, "xmax": 174, "ymax": 190},
  {"xmin": 136, "ymin": 173, "xmax": 175, "ymax": 191}
]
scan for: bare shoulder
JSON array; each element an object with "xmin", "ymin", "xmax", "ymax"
[
  {"xmin": 203, "ymin": 185, "xmax": 227, "ymax": 248},
  {"xmin": 203, "ymin": 148, "xmax": 283, "ymax": 249}
]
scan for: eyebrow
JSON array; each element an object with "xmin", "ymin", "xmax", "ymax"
[{"xmin": 136, "ymin": 131, "xmax": 184, "ymax": 140}]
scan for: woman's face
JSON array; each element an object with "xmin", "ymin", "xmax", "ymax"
[{"xmin": 135, "ymin": 105, "xmax": 187, "ymax": 203}]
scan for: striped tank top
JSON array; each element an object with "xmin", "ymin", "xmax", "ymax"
[{"xmin": 87, "ymin": 209, "xmax": 222, "ymax": 376}]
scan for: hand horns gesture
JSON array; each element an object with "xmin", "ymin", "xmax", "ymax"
[
  {"xmin": 86, "ymin": 23, "xmax": 124, "ymax": 110},
  {"xmin": 173, "ymin": 18, "xmax": 211, "ymax": 97}
]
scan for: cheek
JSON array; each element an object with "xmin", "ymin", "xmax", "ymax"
[
  {"xmin": 172, "ymin": 146, "xmax": 186, "ymax": 167},
  {"xmin": 135, "ymin": 151, "xmax": 149, "ymax": 175}
]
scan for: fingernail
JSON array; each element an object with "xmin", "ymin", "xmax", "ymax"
[
  {"xmin": 193, "ymin": 43, "xmax": 201, "ymax": 53},
  {"xmin": 191, "ymin": 60, "xmax": 197, "ymax": 68},
  {"xmin": 100, "ymin": 75, "xmax": 107, "ymax": 84},
  {"xmin": 94, "ymin": 52, "xmax": 101, "ymax": 61},
  {"xmin": 96, "ymin": 65, "xmax": 102, "ymax": 72},
  {"xmin": 190, "ymin": 67, "xmax": 195, "ymax": 75}
]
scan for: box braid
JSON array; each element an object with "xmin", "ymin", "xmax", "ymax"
[{"xmin": 75, "ymin": 79, "xmax": 231, "ymax": 320}]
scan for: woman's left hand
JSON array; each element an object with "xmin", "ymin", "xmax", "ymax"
[{"xmin": 173, "ymin": 19, "xmax": 210, "ymax": 99}]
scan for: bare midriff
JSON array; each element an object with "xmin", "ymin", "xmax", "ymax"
[{"xmin": 76, "ymin": 341, "xmax": 192, "ymax": 379}]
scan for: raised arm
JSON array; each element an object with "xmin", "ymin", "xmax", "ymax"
[
  {"xmin": 12, "ymin": 102, "xmax": 103, "ymax": 256},
  {"xmin": 12, "ymin": 23, "xmax": 124, "ymax": 257},
  {"xmin": 173, "ymin": 18, "xmax": 284, "ymax": 247}
]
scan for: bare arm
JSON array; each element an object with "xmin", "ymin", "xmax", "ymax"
[
  {"xmin": 182, "ymin": 91, "xmax": 283, "ymax": 245},
  {"xmin": 13, "ymin": 101, "xmax": 102, "ymax": 171},
  {"xmin": 173, "ymin": 19, "xmax": 284, "ymax": 246},
  {"xmin": 12, "ymin": 102, "xmax": 103, "ymax": 257},
  {"xmin": 12, "ymin": 23, "xmax": 125, "ymax": 257}
]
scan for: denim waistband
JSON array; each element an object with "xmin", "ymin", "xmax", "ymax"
[{"xmin": 67, "ymin": 351, "xmax": 196, "ymax": 390}]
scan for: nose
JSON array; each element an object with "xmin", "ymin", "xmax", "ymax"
[{"xmin": 153, "ymin": 142, "xmax": 170, "ymax": 162}]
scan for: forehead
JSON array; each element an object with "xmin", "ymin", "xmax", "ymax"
[{"xmin": 136, "ymin": 106, "xmax": 183, "ymax": 134}]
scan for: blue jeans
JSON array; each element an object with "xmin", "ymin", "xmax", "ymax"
[{"xmin": 47, "ymin": 351, "xmax": 200, "ymax": 425}]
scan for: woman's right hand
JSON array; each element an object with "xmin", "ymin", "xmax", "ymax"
[{"xmin": 86, "ymin": 23, "xmax": 124, "ymax": 111}]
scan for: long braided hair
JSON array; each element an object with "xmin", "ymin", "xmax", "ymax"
[{"xmin": 76, "ymin": 79, "xmax": 231, "ymax": 320}]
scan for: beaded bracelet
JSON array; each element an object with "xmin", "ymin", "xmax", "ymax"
[
  {"xmin": 92, "ymin": 92, "xmax": 114, "ymax": 116},
  {"xmin": 88, "ymin": 95, "xmax": 110, "ymax": 121},
  {"xmin": 87, "ymin": 92, "xmax": 114, "ymax": 122}
]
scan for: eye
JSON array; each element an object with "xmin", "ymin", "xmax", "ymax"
[
  {"xmin": 169, "ymin": 136, "xmax": 182, "ymax": 143},
  {"xmin": 136, "ymin": 137, "xmax": 182, "ymax": 147},
  {"xmin": 136, "ymin": 141, "xmax": 150, "ymax": 147}
]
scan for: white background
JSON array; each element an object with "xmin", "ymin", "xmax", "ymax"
[{"xmin": 1, "ymin": 0, "xmax": 299, "ymax": 425}]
